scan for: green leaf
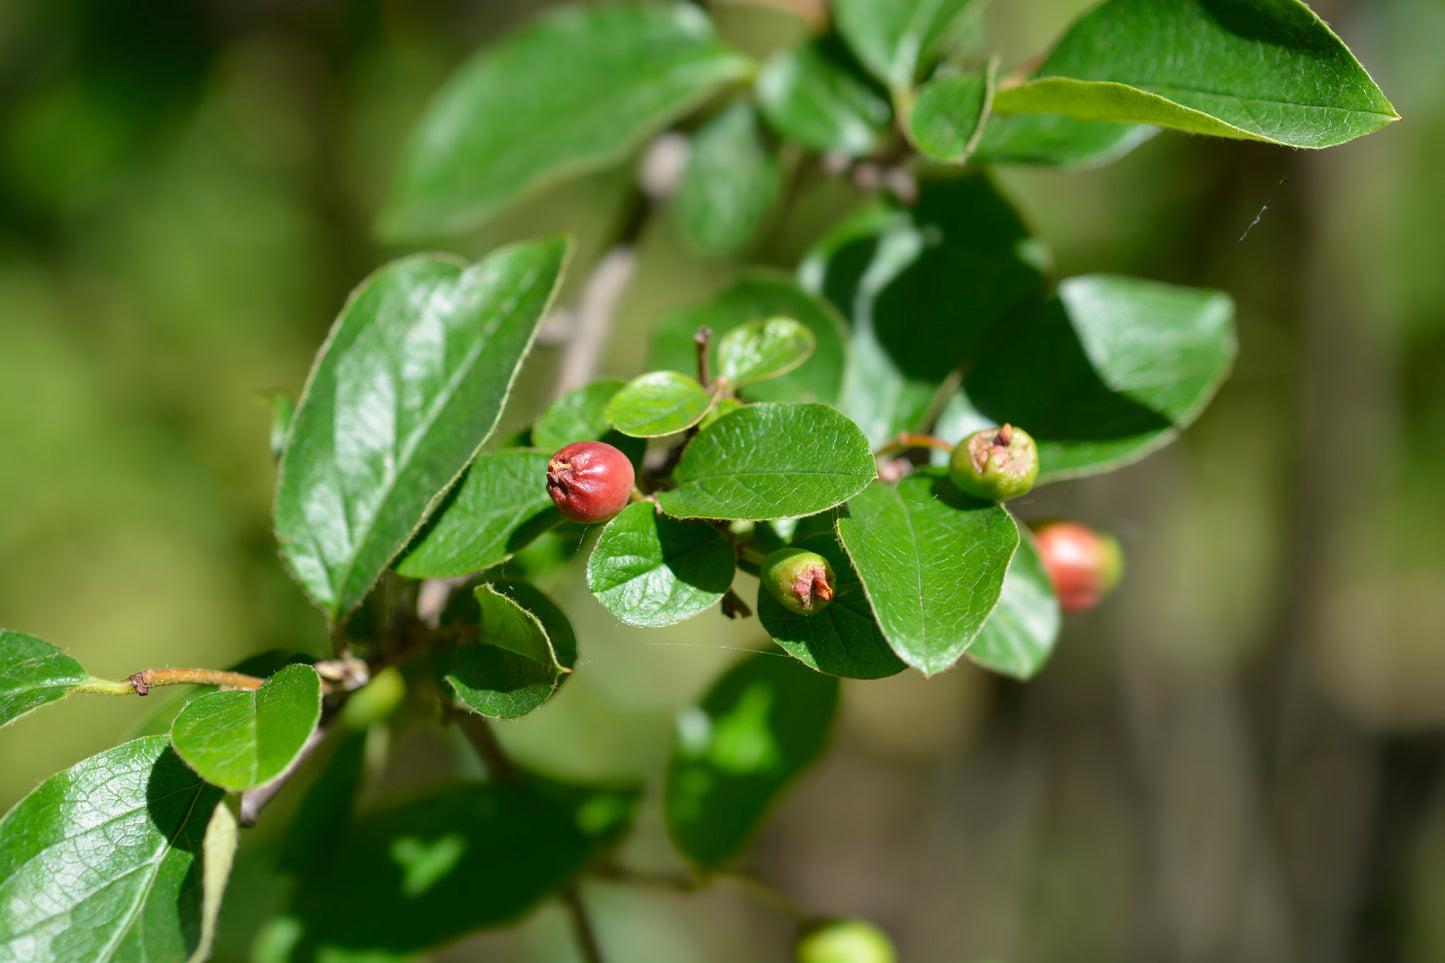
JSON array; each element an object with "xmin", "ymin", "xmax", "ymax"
[
  {"xmin": 439, "ymin": 581, "xmax": 577, "ymax": 720},
  {"xmin": 956, "ymin": 274, "xmax": 1236, "ymax": 481},
  {"xmin": 908, "ymin": 61, "xmax": 996, "ymax": 164},
  {"xmin": 991, "ymin": 0, "xmax": 1398, "ymax": 149},
  {"xmin": 394, "ymin": 449, "xmax": 560, "ymax": 579},
  {"xmin": 833, "ymin": 0, "xmax": 976, "ymax": 90},
  {"xmin": 649, "ymin": 274, "xmax": 849, "ymax": 405},
  {"xmin": 716, "ymin": 317, "xmax": 816, "ymax": 387},
  {"xmin": 836, "ymin": 473, "xmax": 1018, "ymax": 675},
  {"xmin": 269, "ymin": 775, "xmax": 639, "ymax": 957},
  {"xmin": 971, "ymin": 113, "xmax": 1156, "ymax": 167},
  {"xmin": 587, "ymin": 503, "xmax": 736, "ymax": 627},
  {"xmin": 273, "ymin": 238, "xmax": 569, "ymax": 622},
  {"xmin": 170, "ymin": 664, "xmax": 323, "ymax": 792},
  {"xmin": 0, "ymin": 630, "xmax": 88, "ymax": 729},
  {"xmin": 604, "ymin": 371, "xmax": 716, "ymax": 438},
  {"xmin": 800, "ymin": 174, "xmax": 1046, "ymax": 446},
  {"xmin": 666, "ymin": 651, "xmax": 839, "ymax": 867},
  {"xmin": 263, "ymin": 390, "xmax": 295, "ymax": 465},
  {"xmin": 190, "ymin": 801, "xmax": 239, "ymax": 963},
  {"xmin": 657, "ymin": 403, "xmax": 876, "ymax": 521},
  {"xmin": 674, "ymin": 102, "xmax": 784, "ymax": 258},
  {"xmin": 531, "ymin": 379, "xmax": 646, "ymax": 466},
  {"xmin": 756, "ymin": 533, "xmax": 906, "ymax": 679},
  {"xmin": 0, "ymin": 737, "xmax": 227, "ymax": 962},
  {"xmin": 967, "ymin": 530, "xmax": 1061, "ymax": 680},
  {"xmin": 755, "ymin": 37, "xmax": 891, "ymax": 156},
  {"xmin": 380, "ymin": 4, "xmax": 752, "ymax": 239}
]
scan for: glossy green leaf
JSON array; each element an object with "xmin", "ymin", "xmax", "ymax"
[
  {"xmin": 833, "ymin": 0, "xmax": 976, "ymax": 89},
  {"xmin": 170, "ymin": 664, "xmax": 323, "ymax": 792},
  {"xmin": 755, "ymin": 37, "xmax": 890, "ymax": 156},
  {"xmin": 971, "ymin": 113, "xmax": 1156, "ymax": 167},
  {"xmin": 394, "ymin": 449, "xmax": 560, "ymax": 579},
  {"xmin": 958, "ymin": 274, "xmax": 1236, "ymax": 481},
  {"xmin": 273, "ymin": 238, "xmax": 568, "ymax": 622},
  {"xmin": 0, "ymin": 630, "xmax": 88, "ymax": 729},
  {"xmin": 716, "ymin": 317, "xmax": 815, "ymax": 387},
  {"xmin": 658, "ymin": 403, "xmax": 876, "ymax": 521},
  {"xmin": 674, "ymin": 102, "xmax": 784, "ymax": 258},
  {"xmin": 0, "ymin": 737, "xmax": 227, "ymax": 963},
  {"xmin": 531, "ymin": 379, "xmax": 646, "ymax": 466},
  {"xmin": 991, "ymin": 0, "xmax": 1398, "ymax": 149},
  {"xmin": 666, "ymin": 651, "xmax": 839, "ymax": 867},
  {"xmin": 908, "ymin": 61, "xmax": 996, "ymax": 164},
  {"xmin": 650, "ymin": 275, "xmax": 849, "ymax": 405},
  {"xmin": 967, "ymin": 531, "xmax": 1061, "ymax": 679},
  {"xmin": 267, "ymin": 775, "xmax": 639, "ymax": 957},
  {"xmin": 836, "ymin": 473, "xmax": 1018, "ymax": 675},
  {"xmin": 800, "ymin": 174, "xmax": 1046, "ymax": 446},
  {"xmin": 587, "ymin": 503, "xmax": 736, "ymax": 627},
  {"xmin": 380, "ymin": 4, "xmax": 752, "ymax": 239},
  {"xmin": 756, "ymin": 533, "xmax": 906, "ymax": 679},
  {"xmin": 439, "ymin": 582, "xmax": 577, "ymax": 720},
  {"xmin": 604, "ymin": 371, "xmax": 717, "ymax": 438}
]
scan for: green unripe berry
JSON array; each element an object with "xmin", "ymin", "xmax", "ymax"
[
  {"xmin": 761, "ymin": 548, "xmax": 836, "ymax": 616},
  {"xmin": 948, "ymin": 423, "xmax": 1039, "ymax": 501},
  {"xmin": 794, "ymin": 919, "xmax": 897, "ymax": 963}
]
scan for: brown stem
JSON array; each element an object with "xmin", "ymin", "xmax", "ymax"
[
  {"xmin": 128, "ymin": 668, "xmax": 265, "ymax": 696},
  {"xmin": 238, "ymin": 721, "xmax": 330, "ymax": 827},
  {"xmin": 694, "ymin": 326, "xmax": 713, "ymax": 389},
  {"xmin": 563, "ymin": 885, "xmax": 608, "ymax": 963},
  {"xmin": 873, "ymin": 432, "xmax": 955, "ymax": 459}
]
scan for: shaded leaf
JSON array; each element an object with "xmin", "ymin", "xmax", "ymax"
[
  {"xmin": 716, "ymin": 317, "xmax": 815, "ymax": 387},
  {"xmin": 908, "ymin": 61, "xmax": 996, "ymax": 164},
  {"xmin": 968, "ymin": 530, "xmax": 1061, "ymax": 679},
  {"xmin": 800, "ymin": 174, "xmax": 1046, "ymax": 446},
  {"xmin": 657, "ymin": 403, "xmax": 875, "ymax": 521},
  {"xmin": 755, "ymin": 37, "xmax": 890, "ymax": 156},
  {"xmin": 531, "ymin": 379, "xmax": 646, "ymax": 466},
  {"xmin": 957, "ymin": 274, "xmax": 1236, "ymax": 481},
  {"xmin": 674, "ymin": 102, "xmax": 784, "ymax": 257},
  {"xmin": 992, "ymin": 0, "xmax": 1398, "ymax": 148},
  {"xmin": 394, "ymin": 449, "xmax": 561, "ymax": 579},
  {"xmin": 0, "ymin": 737, "xmax": 226, "ymax": 963},
  {"xmin": 189, "ymin": 801, "xmax": 239, "ymax": 963},
  {"xmin": 439, "ymin": 582, "xmax": 577, "ymax": 720},
  {"xmin": 0, "ymin": 630, "xmax": 88, "ymax": 729},
  {"xmin": 587, "ymin": 503, "xmax": 736, "ymax": 627},
  {"xmin": 836, "ymin": 473, "xmax": 1018, "ymax": 675},
  {"xmin": 268, "ymin": 776, "xmax": 639, "ymax": 957},
  {"xmin": 604, "ymin": 371, "xmax": 716, "ymax": 438},
  {"xmin": 971, "ymin": 112, "xmax": 1156, "ymax": 167},
  {"xmin": 666, "ymin": 651, "xmax": 839, "ymax": 867},
  {"xmin": 273, "ymin": 238, "xmax": 568, "ymax": 622},
  {"xmin": 833, "ymin": 0, "xmax": 976, "ymax": 89},
  {"xmin": 380, "ymin": 4, "xmax": 752, "ymax": 239},
  {"xmin": 650, "ymin": 274, "xmax": 849, "ymax": 405},
  {"xmin": 170, "ymin": 664, "xmax": 324, "ymax": 792},
  {"xmin": 756, "ymin": 533, "xmax": 906, "ymax": 680}
]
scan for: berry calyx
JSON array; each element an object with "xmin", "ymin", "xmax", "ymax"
[
  {"xmin": 947, "ymin": 423, "xmax": 1039, "ymax": 501},
  {"xmin": 760, "ymin": 548, "xmax": 836, "ymax": 616},
  {"xmin": 1030, "ymin": 520, "xmax": 1124, "ymax": 613},
  {"xmin": 546, "ymin": 441, "xmax": 635, "ymax": 524},
  {"xmin": 794, "ymin": 919, "xmax": 896, "ymax": 963}
]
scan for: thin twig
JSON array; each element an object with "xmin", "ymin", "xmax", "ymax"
[
  {"xmin": 694, "ymin": 326, "xmax": 713, "ymax": 389},
  {"xmin": 126, "ymin": 668, "xmax": 266, "ymax": 696},
  {"xmin": 563, "ymin": 884, "xmax": 608, "ymax": 963},
  {"xmin": 448, "ymin": 706, "xmax": 518, "ymax": 782},
  {"xmin": 238, "ymin": 720, "xmax": 331, "ymax": 827}
]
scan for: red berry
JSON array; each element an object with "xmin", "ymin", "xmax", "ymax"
[
  {"xmin": 546, "ymin": 441, "xmax": 635, "ymax": 524},
  {"xmin": 1031, "ymin": 520, "xmax": 1123, "ymax": 613}
]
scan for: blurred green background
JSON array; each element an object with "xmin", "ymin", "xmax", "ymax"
[{"xmin": 2, "ymin": 0, "xmax": 1443, "ymax": 960}]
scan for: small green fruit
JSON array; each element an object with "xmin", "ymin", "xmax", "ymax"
[
  {"xmin": 794, "ymin": 919, "xmax": 897, "ymax": 963},
  {"xmin": 761, "ymin": 548, "xmax": 836, "ymax": 616},
  {"xmin": 948, "ymin": 423, "xmax": 1039, "ymax": 501}
]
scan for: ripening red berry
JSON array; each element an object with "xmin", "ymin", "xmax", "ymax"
[
  {"xmin": 546, "ymin": 441, "xmax": 635, "ymax": 524},
  {"xmin": 1030, "ymin": 520, "xmax": 1124, "ymax": 613}
]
